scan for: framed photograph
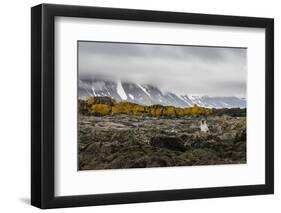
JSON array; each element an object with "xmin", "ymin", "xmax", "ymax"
[{"xmin": 31, "ymin": 4, "xmax": 274, "ymax": 209}]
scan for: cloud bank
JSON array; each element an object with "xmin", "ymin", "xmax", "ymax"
[{"xmin": 78, "ymin": 41, "xmax": 247, "ymax": 97}]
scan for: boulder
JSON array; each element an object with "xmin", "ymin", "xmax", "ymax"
[
  {"xmin": 235, "ymin": 128, "xmax": 246, "ymax": 142},
  {"xmin": 179, "ymin": 133, "xmax": 193, "ymax": 142},
  {"xmin": 219, "ymin": 132, "xmax": 236, "ymax": 141},
  {"xmin": 150, "ymin": 136, "xmax": 187, "ymax": 152}
]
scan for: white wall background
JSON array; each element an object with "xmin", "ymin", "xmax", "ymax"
[{"xmin": 0, "ymin": 0, "xmax": 279, "ymax": 212}]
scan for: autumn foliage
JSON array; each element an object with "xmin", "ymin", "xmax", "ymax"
[{"xmin": 78, "ymin": 96, "xmax": 213, "ymax": 117}]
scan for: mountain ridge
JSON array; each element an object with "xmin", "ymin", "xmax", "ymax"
[{"xmin": 79, "ymin": 79, "xmax": 246, "ymax": 108}]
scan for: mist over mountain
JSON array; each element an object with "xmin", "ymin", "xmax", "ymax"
[{"xmin": 79, "ymin": 79, "xmax": 246, "ymax": 108}]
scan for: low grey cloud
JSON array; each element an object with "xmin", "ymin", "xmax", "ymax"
[{"xmin": 78, "ymin": 41, "xmax": 247, "ymax": 97}]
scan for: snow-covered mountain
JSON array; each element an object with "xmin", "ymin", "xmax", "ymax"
[{"xmin": 79, "ymin": 79, "xmax": 246, "ymax": 108}]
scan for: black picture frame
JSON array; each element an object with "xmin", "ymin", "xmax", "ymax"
[{"xmin": 31, "ymin": 3, "xmax": 274, "ymax": 209}]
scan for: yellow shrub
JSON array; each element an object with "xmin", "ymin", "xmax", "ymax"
[
  {"xmin": 145, "ymin": 105, "xmax": 164, "ymax": 116},
  {"xmin": 175, "ymin": 108, "xmax": 184, "ymax": 116},
  {"xmin": 186, "ymin": 104, "xmax": 212, "ymax": 115},
  {"xmin": 87, "ymin": 97, "xmax": 95, "ymax": 106},
  {"xmin": 111, "ymin": 105, "xmax": 120, "ymax": 114},
  {"xmin": 91, "ymin": 104, "xmax": 111, "ymax": 115},
  {"xmin": 183, "ymin": 107, "xmax": 192, "ymax": 115},
  {"xmin": 154, "ymin": 108, "xmax": 163, "ymax": 116},
  {"xmin": 190, "ymin": 104, "xmax": 199, "ymax": 114},
  {"xmin": 111, "ymin": 102, "xmax": 137, "ymax": 114},
  {"xmin": 163, "ymin": 106, "xmax": 176, "ymax": 116},
  {"xmin": 132, "ymin": 105, "xmax": 145, "ymax": 115}
]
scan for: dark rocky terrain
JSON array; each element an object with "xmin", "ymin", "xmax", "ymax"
[{"xmin": 78, "ymin": 114, "xmax": 246, "ymax": 170}]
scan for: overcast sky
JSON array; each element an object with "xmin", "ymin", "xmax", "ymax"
[{"xmin": 78, "ymin": 41, "xmax": 247, "ymax": 97}]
